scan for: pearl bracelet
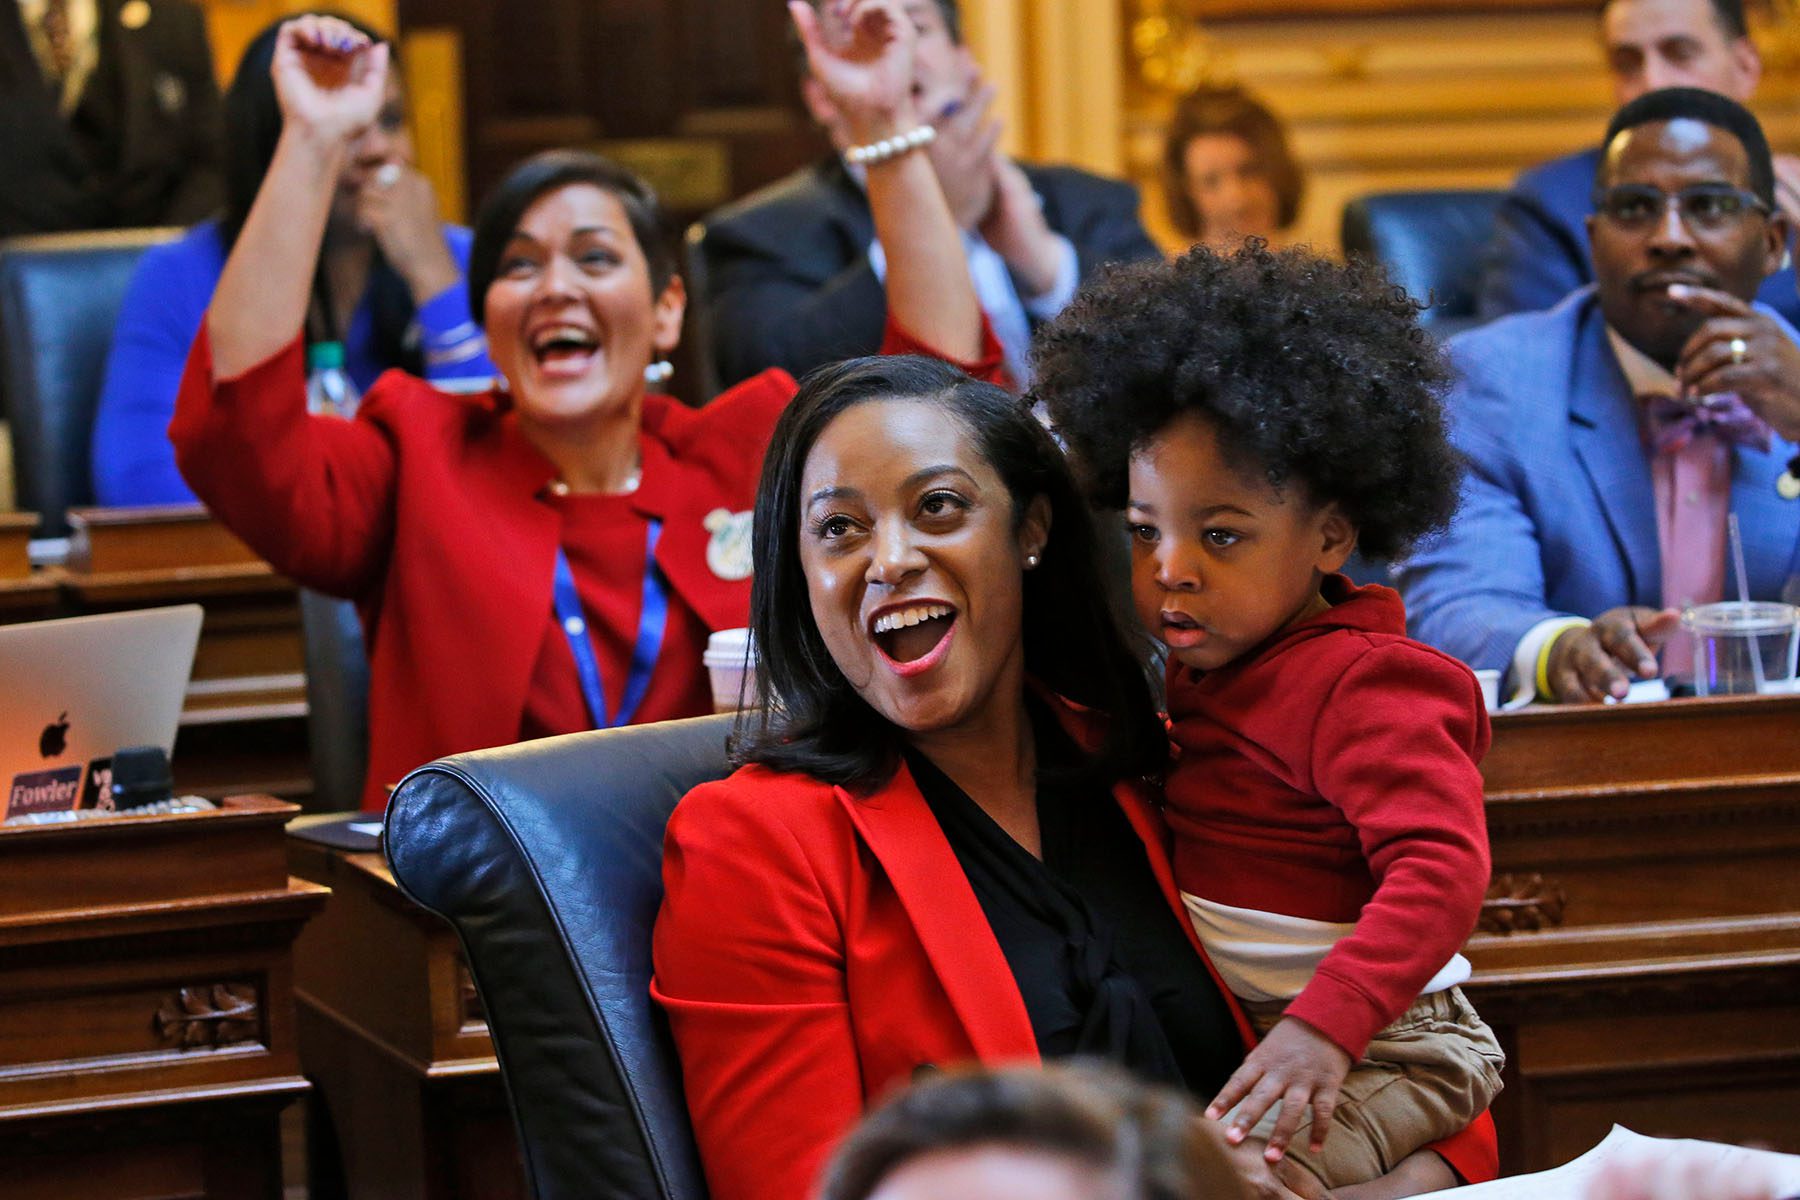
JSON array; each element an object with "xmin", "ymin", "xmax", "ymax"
[{"xmin": 844, "ymin": 124, "xmax": 938, "ymax": 167}]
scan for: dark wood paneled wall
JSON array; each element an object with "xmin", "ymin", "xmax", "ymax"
[{"xmin": 397, "ymin": 0, "xmax": 827, "ymax": 221}]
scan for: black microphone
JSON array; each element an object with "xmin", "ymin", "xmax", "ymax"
[{"xmin": 109, "ymin": 746, "xmax": 174, "ymax": 811}]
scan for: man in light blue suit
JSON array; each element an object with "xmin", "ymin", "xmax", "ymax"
[
  {"xmin": 1403, "ymin": 88, "xmax": 1800, "ymax": 703},
  {"xmin": 1476, "ymin": 0, "xmax": 1800, "ymax": 329}
]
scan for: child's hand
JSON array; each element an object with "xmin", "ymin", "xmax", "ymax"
[{"xmin": 1206, "ymin": 1016, "xmax": 1354, "ymax": 1163}]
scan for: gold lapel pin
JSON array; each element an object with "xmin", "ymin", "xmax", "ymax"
[{"xmin": 121, "ymin": 1, "xmax": 151, "ymax": 30}]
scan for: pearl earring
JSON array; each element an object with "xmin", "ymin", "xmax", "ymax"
[
  {"xmin": 1025, "ymin": 553, "xmax": 1040, "ymax": 569},
  {"xmin": 644, "ymin": 360, "xmax": 674, "ymax": 386}
]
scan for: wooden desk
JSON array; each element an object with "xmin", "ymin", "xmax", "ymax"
[
  {"xmin": 15, "ymin": 508, "xmax": 316, "ymax": 802},
  {"xmin": 1466, "ymin": 693, "xmax": 1800, "ymax": 1173},
  {"xmin": 0, "ymin": 796, "xmax": 327, "ymax": 1199},
  {"xmin": 287, "ymin": 827, "xmax": 524, "ymax": 1200},
  {"xmin": 0, "ymin": 512, "xmax": 59, "ymax": 619}
]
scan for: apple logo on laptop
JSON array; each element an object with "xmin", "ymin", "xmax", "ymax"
[{"xmin": 39, "ymin": 712, "xmax": 69, "ymax": 759}]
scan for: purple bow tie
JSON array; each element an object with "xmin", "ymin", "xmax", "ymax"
[{"xmin": 1644, "ymin": 393, "xmax": 1773, "ymax": 455}]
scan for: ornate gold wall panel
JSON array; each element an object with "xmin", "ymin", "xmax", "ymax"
[{"xmin": 1128, "ymin": 5, "xmax": 1800, "ymax": 253}]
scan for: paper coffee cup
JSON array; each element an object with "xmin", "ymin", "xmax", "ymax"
[
  {"xmin": 704, "ymin": 628, "xmax": 758, "ymax": 713},
  {"xmin": 1473, "ymin": 668, "xmax": 1501, "ymax": 714}
]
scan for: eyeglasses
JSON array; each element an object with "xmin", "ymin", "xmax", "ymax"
[{"xmin": 1592, "ymin": 184, "xmax": 1772, "ymax": 232}]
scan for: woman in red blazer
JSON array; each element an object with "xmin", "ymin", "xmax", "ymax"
[
  {"xmin": 651, "ymin": 350, "xmax": 1498, "ymax": 1200},
  {"xmin": 169, "ymin": 8, "xmax": 999, "ymax": 809}
]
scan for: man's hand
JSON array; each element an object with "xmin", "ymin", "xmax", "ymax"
[
  {"xmin": 1668, "ymin": 282, "xmax": 1800, "ymax": 442},
  {"xmin": 979, "ymin": 155, "xmax": 1063, "ymax": 297},
  {"xmin": 1206, "ymin": 1017, "xmax": 1354, "ymax": 1163},
  {"xmin": 922, "ymin": 54, "xmax": 1000, "ymax": 229},
  {"xmin": 1544, "ymin": 607, "xmax": 1681, "ymax": 703},
  {"xmin": 356, "ymin": 164, "xmax": 458, "ymax": 303}
]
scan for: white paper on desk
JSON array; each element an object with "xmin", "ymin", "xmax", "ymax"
[{"xmin": 1453, "ymin": 1126, "xmax": 1800, "ymax": 1198}]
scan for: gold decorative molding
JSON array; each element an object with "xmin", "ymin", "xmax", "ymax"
[
  {"xmin": 1129, "ymin": 0, "xmax": 1230, "ymax": 97},
  {"xmin": 1756, "ymin": 1, "xmax": 1800, "ymax": 76},
  {"xmin": 154, "ymin": 984, "xmax": 260, "ymax": 1049}
]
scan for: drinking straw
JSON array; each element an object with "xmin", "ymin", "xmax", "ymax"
[{"xmin": 1728, "ymin": 513, "xmax": 1767, "ymax": 693}]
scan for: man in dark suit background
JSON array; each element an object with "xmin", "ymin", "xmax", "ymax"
[
  {"xmin": 1476, "ymin": 0, "xmax": 1800, "ymax": 327},
  {"xmin": 2, "ymin": 0, "xmax": 223, "ymax": 237},
  {"xmin": 698, "ymin": 0, "xmax": 1161, "ymax": 388}
]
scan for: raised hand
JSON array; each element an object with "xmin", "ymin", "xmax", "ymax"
[
  {"xmin": 271, "ymin": 15, "xmax": 390, "ymax": 147},
  {"xmin": 788, "ymin": 0, "xmax": 919, "ymax": 144},
  {"xmin": 1206, "ymin": 1016, "xmax": 1354, "ymax": 1164}
]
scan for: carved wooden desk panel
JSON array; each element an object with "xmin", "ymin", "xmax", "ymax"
[
  {"xmin": 0, "ymin": 796, "xmax": 327, "ymax": 1199},
  {"xmin": 1465, "ymin": 693, "xmax": 1800, "ymax": 1174},
  {"xmin": 287, "ymin": 831, "xmax": 524, "ymax": 1200}
]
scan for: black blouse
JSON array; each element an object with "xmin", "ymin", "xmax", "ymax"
[{"xmin": 903, "ymin": 713, "xmax": 1241, "ymax": 1098}]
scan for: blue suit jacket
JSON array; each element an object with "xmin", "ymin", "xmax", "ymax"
[
  {"xmin": 1476, "ymin": 146, "xmax": 1800, "ymax": 327},
  {"xmin": 1399, "ymin": 286, "xmax": 1800, "ymax": 675},
  {"xmin": 91, "ymin": 219, "xmax": 490, "ymax": 506}
]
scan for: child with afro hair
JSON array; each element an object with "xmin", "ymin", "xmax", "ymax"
[{"xmin": 1033, "ymin": 241, "xmax": 1503, "ymax": 1196}]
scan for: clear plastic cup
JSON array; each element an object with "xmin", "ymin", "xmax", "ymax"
[
  {"xmin": 703, "ymin": 628, "xmax": 758, "ymax": 713},
  {"xmin": 1681, "ymin": 602, "xmax": 1800, "ymax": 696}
]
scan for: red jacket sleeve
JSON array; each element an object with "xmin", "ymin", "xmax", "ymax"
[
  {"xmin": 167, "ymin": 325, "xmax": 399, "ymax": 597},
  {"xmin": 879, "ymin": 317, "xmax": 1011, "ymax": 388},
  {"xmin": 1284, "ymin": 643, "xmax": 1492, "ymax": 1059},
  {"xmin": 1430, "ymin": 1110, "xmax": 1499, "ymax": 1184},
  {"xmin": 651, "ymin": 777, "xmax": 864, "ymax": 1200}
]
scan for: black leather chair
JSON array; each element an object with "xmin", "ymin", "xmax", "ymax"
[
  {"xmin": 384, "ymin": 714, "xmax": 736, "ymax": 1200},
  {"xmin": 0, "ymin": 227, "xmax": 180, "ymax": 537},
  {"xmin": 1340, "ymin": 191, "xmax": 1506, "ymax": 342},
  {"xmin": 298, "ymin": 590, "xmax": 370, "ymax": 814}
]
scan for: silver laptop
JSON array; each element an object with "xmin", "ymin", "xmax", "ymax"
[{"xmin": 1, "ymin": 605, "xmax": 203, "ymax": 818}]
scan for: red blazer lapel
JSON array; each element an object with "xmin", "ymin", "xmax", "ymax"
[
  {"xmin": 632, "ymin": 434, "xmax": 755, "ymax": 635},
  {"xmin": 835, "ymin": 766, "xmax": 1040, "ymax": 1065}
]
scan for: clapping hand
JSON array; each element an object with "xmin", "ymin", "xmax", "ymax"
[
  {"xmin": 1206, "ymin": 1016, "xmax": 1354, "ymax": 1164},
  {"xmin": 789, "ymin": 0, "xmax": 919, "ymax": 145},
  {"xmin": 271, "ymin": 16, "xmax": 389, "ymax": 147}
]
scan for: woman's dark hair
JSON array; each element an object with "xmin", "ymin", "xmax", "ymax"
[
  {"xmin": 1162, "ymin": 84, "xmax": 1303, "ymax": 240},
  {"xmin": 819, "ymin": 1063, "xmax": 1249, "ymax": 1200},
  {"xmin": 221, "ymin": 13, "xmax": 416, "ymax": 364},
  {"xmin": 465, "ymin": 149, "xmax": 676, "ymax": 326},
  {"xmin": 1033, "ymin": 241, "xmax": 1460, "ymax": 562},
  {"xmin": 735, "ymin": 355, "xmax": 1164, "ymax": 790}
]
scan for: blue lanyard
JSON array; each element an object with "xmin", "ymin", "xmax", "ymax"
[{"xmin": 551, "ymin": 519, "xmax": 667, "ymax": 729}]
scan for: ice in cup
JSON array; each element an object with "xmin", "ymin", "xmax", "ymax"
[
  {"xmin": 1681, "ymin": 601, "xmax": 1800, "ymax": 696},
  {"xmin": 703, "ymin": 628, "xmax": 758, "ymax": 713}
]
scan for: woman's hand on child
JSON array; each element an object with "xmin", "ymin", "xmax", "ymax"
[{"xmin": 1206, "ymin": 1016, "xmax": 1354, "ymax": 1163}]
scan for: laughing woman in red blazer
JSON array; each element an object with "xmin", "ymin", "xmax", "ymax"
[
  {"xmin": 650, "ymin": 357, "xmax": 1499, "ymax": 1200},
  {"xmin": 169, "ymin": 8, "xmax": 996, "ymax": 809}
]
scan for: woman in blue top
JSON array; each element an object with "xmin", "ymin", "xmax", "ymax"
[{"xmin": 92, "ymin": 13, "xmax": 495, "ymax": 505}]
